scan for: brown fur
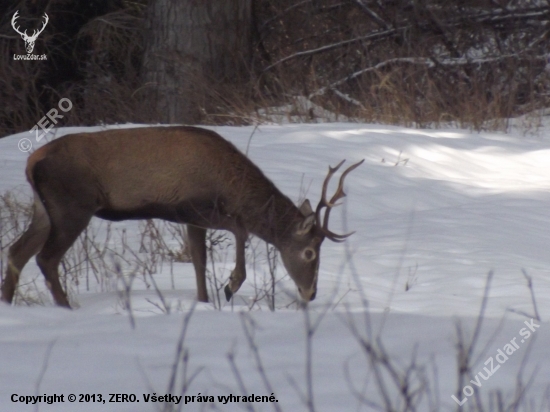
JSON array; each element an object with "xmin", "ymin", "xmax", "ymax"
[{"xmin": 1, "ymin": 126, "xmax": 359, "ymax": 307}]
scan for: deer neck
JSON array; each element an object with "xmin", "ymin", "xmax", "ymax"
[{"xmin": 244, "ymin": 191, "xmax": 301, "ymax": 249}]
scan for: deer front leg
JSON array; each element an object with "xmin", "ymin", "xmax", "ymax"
[
  {"xmin": 187, "ymin": 225, "xmax": 208, "ymax": 302},
  {"xmin": 224, "ymin": 230, "xmax": 247, "ymax": 301}
]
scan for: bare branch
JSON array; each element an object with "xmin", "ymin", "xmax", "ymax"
[
  {"xmin": 309, "ymin": 54, "xmax": 550, "ymax": 100},
  {"xmin": 351, "ymin": 0, "xmax": 391, "ymax": 30},
  {"xmin": 263, "ymin": 27, "xmax": 402, "ymax": 72},
  {"xmin": 521, "ymin": 269, "xmax": 541, "ymax": 321}
]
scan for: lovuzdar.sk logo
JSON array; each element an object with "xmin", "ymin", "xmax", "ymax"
[{"xmin": 11, "ymin": 10, "xmax": 48, "ymax": 61}]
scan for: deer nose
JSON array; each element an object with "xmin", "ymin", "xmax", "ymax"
[{"xmin": 298, "ymin": 287, "xmax": 316, "ymax": 302}]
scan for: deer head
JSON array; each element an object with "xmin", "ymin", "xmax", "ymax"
[
  {"xmin": 279, "ymin": 159, "xmax": 364, "ymax": 301},
  {"xmin": 12, "ymin": 11, "xmax": 49, "ymax": 54}
]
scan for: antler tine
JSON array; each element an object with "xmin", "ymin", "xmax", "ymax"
[
  {"xmin": 40, "ymin": 13, "xmax": 49, "ymax": 32},
  {"xmin": 315, "ymin": 159, "xmax": 345, "ymax": 224},
  {"xmin": 317, "ymin": 159, "xmax": 364, "ymax": 242}
]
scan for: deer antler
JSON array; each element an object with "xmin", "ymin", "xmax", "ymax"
[
  {"xmin": 11, "ymin": 11, "xmax": 26, "ymax": 37},
  {"xmin": 11, "ymin": 11, "xmax": 48, "ymax": 40},
  {"xmin": 315, "ymin": 159, "xmax": 364, "ymax": 242},
  {"xmin": 28, "ymin": 13, "xmax": 49, "ymax": 40}
]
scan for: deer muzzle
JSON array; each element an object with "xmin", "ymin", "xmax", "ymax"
[{"xmin": 298, "ymin": 286, "xmax": 317, "ymax": 302}]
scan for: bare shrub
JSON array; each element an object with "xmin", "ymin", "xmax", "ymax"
[
  {"xmin": 253, "ymin": 1, "xmax": 550, "ymax": 129},
  {"xmin": 0, "ymin": 191, "xmax": 33, "ymax": 299},
  {"xmin": 0, "ymin": 189, "xmax": 281, "ymax": 310},
  {"xmin": 2, "ymin": 1, "xmax": 548, "ymax": 134}
]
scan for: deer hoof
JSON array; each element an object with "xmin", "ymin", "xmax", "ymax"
[{"xmin": 224, "ymin": 284, "xmax": 233, "ymax": 302}]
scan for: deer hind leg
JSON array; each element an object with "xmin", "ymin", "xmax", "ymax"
[
  {"xmin": 187, "ymin": 225, "xmax": 208, "ymax": 302},
  {"xmin": 35, "ymin": 203, "xmax": 93, "ymax": 308},
  {"xmin": 1, "ymin": 191, "xmax": 50, "ymax": 304},
  {"xmin": 224, "ymin": 230, "xmax": 247, "ymax": 302}
]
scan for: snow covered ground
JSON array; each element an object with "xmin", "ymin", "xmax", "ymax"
[{"xmin": 0, "ymin": 122, "xmax": 549, "ymax": 411}]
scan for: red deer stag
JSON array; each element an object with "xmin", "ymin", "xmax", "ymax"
[{"xmin": 1, "ymin": 126, "xmax": 363, "ymax": 308}]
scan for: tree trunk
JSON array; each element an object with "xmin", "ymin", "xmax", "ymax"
[{"xmin": 143, "ymin": 0, "xmax": 252, "ymax": 124}]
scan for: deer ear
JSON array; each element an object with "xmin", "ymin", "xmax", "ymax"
[
  {"xmin": 299, "ymin": 199, "xmax": 313, "ymax": 216},
  {"xmin": 295, "ymin": 213, "xmax": 315, "ymax": 236}
]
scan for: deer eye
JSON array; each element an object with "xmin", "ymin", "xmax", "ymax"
[{"xmin": 303, "ymin": 248, "xmax": 316, "ymax": 261}]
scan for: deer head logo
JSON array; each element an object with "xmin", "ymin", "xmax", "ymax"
[{"xmin": 11, "ymin": 11, "xmax": 49, "ymax": 54}]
